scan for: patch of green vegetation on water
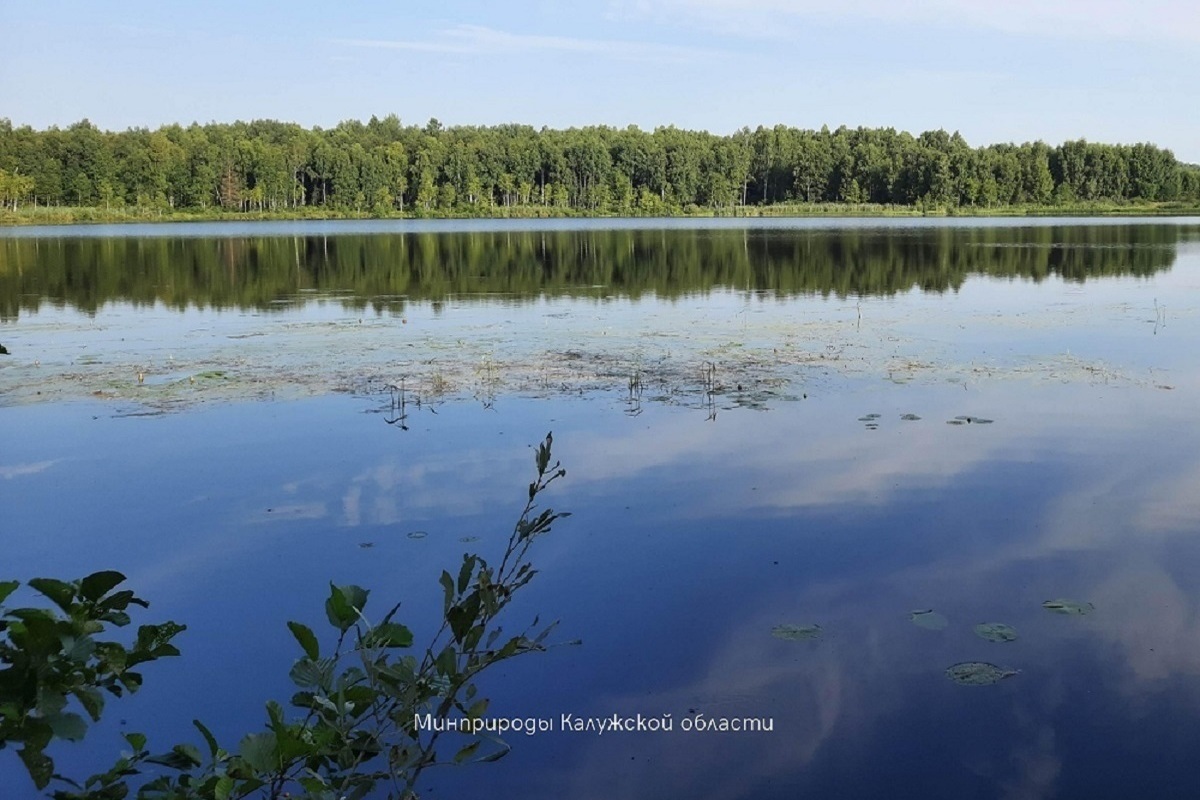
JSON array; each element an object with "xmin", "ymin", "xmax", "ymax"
[
  {"xmin": 771, "ymin": 623, "xmax": 823, "ymax": 641},
  {"xmin": 908, "ymin": 609, "xmax": 949, "ymax": 630},
  {"xmin": 1043, "ymin": 599, "xmax": 1095, "ymax": 615},
  {"xmin": 945, "ymin": 662, "xmax": 1019, "ymax": 686},
  {"xmin": 974, "ymin": 622, "xmax": 1019, "ymax": 643}
]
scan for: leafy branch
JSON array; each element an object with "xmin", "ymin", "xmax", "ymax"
[{"xmin": 3, "ymin": 433, "xmax": 571, "ymax": 800}]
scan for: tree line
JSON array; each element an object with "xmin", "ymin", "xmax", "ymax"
[{"xmin": 1, "ymin": 116, "xmax": 1199, "ymax": 216}]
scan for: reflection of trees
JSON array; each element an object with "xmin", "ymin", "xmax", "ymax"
[{"xmin": 0, "ymin": 224, "xmax": 1188, "ymax": 320}]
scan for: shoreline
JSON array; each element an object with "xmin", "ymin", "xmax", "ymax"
[{"xmin": 5, "ymin": 202, "xmax": 1200, "ymax": 227}]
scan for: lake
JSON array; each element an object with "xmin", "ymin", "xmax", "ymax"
[{"xmin": 3, "ymin": 217, "xmax": 1200, "ymax": 799}]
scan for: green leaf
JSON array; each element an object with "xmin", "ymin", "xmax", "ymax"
[
  {"xmin": 193, "ymin": 719, "xmax": 219, "ymax": 759},
  {"xmin": 448, "ymin": 592, "xmax": 481, "ymax": 644},
  {"xmin": 379, "ymin": 600, "xmax": 402, "ymax": 627},
  {"xmin": 63, "ymin": 634, "xmax": 97, "ymax": 662},
  {"xmin": 289, "ymin": 658, "xmax": 330, "ymax": 690},
  {"xmin": 80, "ymin": 571, "xmax": 127, "ymax": 602},
  {"xmin": 98, "ymin": 590, "xmax": 146, "ymax": 612},
  {"xmin": 286, "ymin": 621, "xmax": 320, "ymax": 660},
  {"xmin": 28, "ymin": 578, "xmax": 76, "ymax": 612},
  {"xmin": 533, "ymin": 620, "xmax": 559, "ymax": 645},
  {"xmin": 324, "ymin": 583, "xmax": 369, "ymax": 632},
  {"xmin": 453, "ymin": 740, "xmax": 481, "ymax": 763},
  {"xmin": 439, "ymin": 570, "xmax": 455, "ymax": 614},
  {"xmin": 435, "ymin": 646, "xmax": 457, "ymax": 678},
  {"xmin": 99, "ymin": 610, "xmax": 131, "ymax": 627},
  {"xmin": 299, "ymin": 775, "xmax": 330, "ymax": 794},
  {"xmin": 46, "ymin": 712, "xmax": 88, "ymax": 742},
  {"xmin": 73, "ymin": 686, "xmax": 105, "ymax": 721},
  {"xmin": 19, "ymin": 745, "xmax": 54, "ymax": 789},
  {"xmin": 238, "ymin": 732, "xmax": 280, "ymax": 774},
  {"xmin": 214, "ymin": 775, "xmax": 235, "ymax": 800},
  {"xmin": 37, "ymin": 688, "xmax": 68, "ymax": 715},
  {"xmin": 0, "ymin": 579, "xmax": 19, "ymax": 605},
  {"xmin": 275, "ymin": 724, "xmax": 314, "ymax": 762},
  {"xmin": 123, "ymin": 732, "xmax": 148, "ymax": 753},
  {"xmin": 134, "ymin": 621, "xmax": 187, "ymax": 656},
  {"xmin": 475, "ymin": 737, "xmax": 512, "ymax": 763},
  {"xmin": 458, "ymin": 555, "xmax": 477, "ymax": 594},
  {"xmin": 145, "ymin": 743, "xmax": 203, "ymax": 771},
  {"xmin": 265, "ymin": 700, "xmax": 285, "ymax": 730},
  {"xmin": 370, "ymin": 622, "xmax": 413, "ymax": 648}
]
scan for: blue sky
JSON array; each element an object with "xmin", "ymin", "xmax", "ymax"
[{"xmin": 2, "ymin": 0, "xmax": 1198, "ymax": 161}]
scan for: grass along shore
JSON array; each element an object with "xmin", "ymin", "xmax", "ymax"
[{"xmin": 3, "ymin": 200, "xmax": 1200, "ymax": 227}]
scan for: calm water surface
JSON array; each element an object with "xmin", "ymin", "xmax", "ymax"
[{"xmin": 3, "ymin": 218, "xmax": 1200, "ymax": 799}]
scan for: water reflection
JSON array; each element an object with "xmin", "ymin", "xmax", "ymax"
[
  {"xmin": 4, "ymin": 375, "xmax": 1200, "ymax": 797},
  {"xmin": 1, "ymin": 222, "xmax": 1194, "ymax": 320}
]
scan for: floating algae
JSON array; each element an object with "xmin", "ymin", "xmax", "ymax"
[
  {"xmin": 974, "ymin": 622, "xmax": 1018, "ymax": 643},
  {"xmin": 909, "ymin": 609, "xmax": 949, "ymax": 630},
  {"xmin": 945, "ymin": 662, "xmax": 1019, "ymax": 686},
  {"xmin": 900, "ymin": 413, "xmax": 922, "ymax": 421},
  {"xmin": 406, "ymin": 530, "xmax": 429, "ymax": 540},
  {"xmin": 1043, "ymin": 599, "xmax": 1094, "ymax": 615},
  {"xmin": 772, "ymin": 623, "xmax": 823, "ymax": 641}
]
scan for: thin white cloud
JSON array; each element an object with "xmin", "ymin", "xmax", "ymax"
[
  {"xmin": 614, "ymin": 0, "xmax": 1200, "ymax": 45},
  {"xmin": 0, "ymin": 460, "xmax": 58, "ymax": 479},
  {"xmin": 335, "ymin": 24, "xmax": 720, "ymax": 63}
]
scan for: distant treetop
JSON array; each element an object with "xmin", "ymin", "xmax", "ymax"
[{"xmin": 1, "ymin": 117, "xmax": 1197, "ymax": 214}]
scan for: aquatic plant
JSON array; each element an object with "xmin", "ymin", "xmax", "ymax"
[
  {"xmin": 908, "ymin": 609, "xmax": 948, "ymax": 631},
  {"xmin": 944, "ymin": 662, "xmax": 1019, "ymax": 686},
  {"xmin": 1, "ymin": 434, "xmax": 571, "ymax": 800}
]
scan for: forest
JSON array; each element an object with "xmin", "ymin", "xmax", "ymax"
[{"xmin": 1, "ymin": 116, "xmax": 1199, "ymax": 217}]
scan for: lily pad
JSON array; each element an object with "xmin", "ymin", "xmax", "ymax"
[
  {"xmin": 945, "ymin": 662, "xmax": 1019, "ymax": 686},
  {"xmin": 771, "ymin": 623, "xmax": 822, "ymax": 641},
  {"xmin": 405, "ymin": 530, "xmax": 428, "ymax": 540},
  {"xmin": 946, "ymin": 419, "xmax": 966, "ymax": 425},
  {"xmin": 1042, "ymin": 599, "xmax": 1094, "ymax": 615},
  {"xmin": 974, "ymin": 622, "xmax": 1018, "ymax": 643},
  {"xmin": 900, "ymin": 413, "xmax": 921, "ymax": 421},
  {"xmin": 909, "ymin": 609, "xmax": 948, "ymax": 630}
]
